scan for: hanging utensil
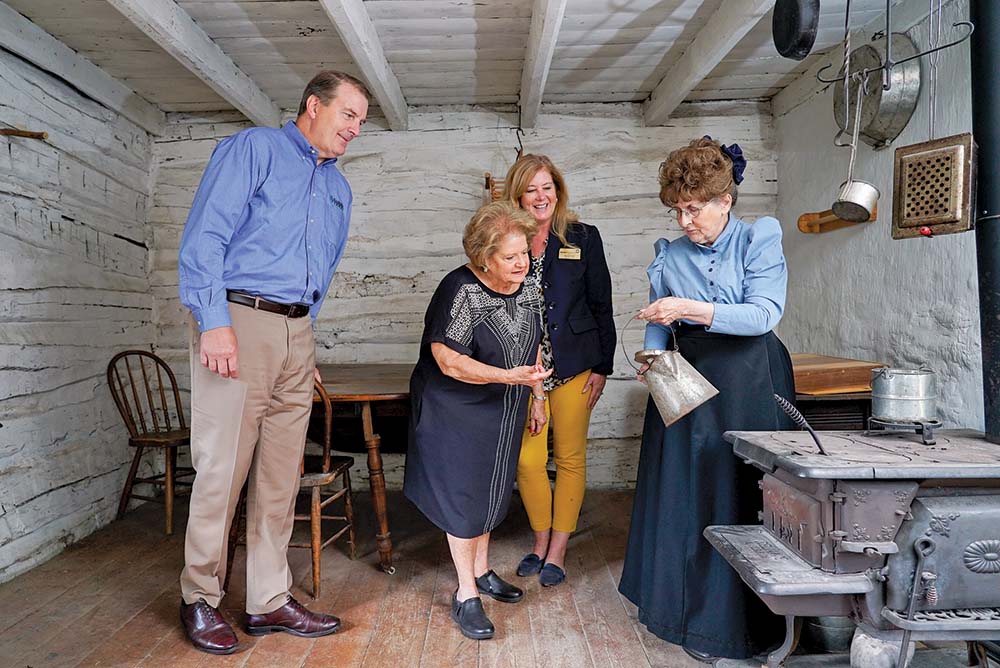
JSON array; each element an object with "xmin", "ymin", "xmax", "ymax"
[
  {"xmin": 832, "ymin": 75, "xmax": 881, "ymax": 222},
  {"xmin": 621, "ymin": 318, "xmax": 718, "ymax": 428},
  {"xmin": 772, "ymin": 0, "xmax": 820, "ymax": 60},
  {"xmin": 832, "ymin": 33, "xmax": 922, "ymax": 149}
]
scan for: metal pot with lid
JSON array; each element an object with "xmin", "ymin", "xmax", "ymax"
[{"xmin": 870, "ymin": 366, "xmax": 936, "ymax": 423}]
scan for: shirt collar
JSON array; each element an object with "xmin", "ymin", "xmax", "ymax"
[
  {"xmin": 282, "ymin": 121, "xmax": 337, "ymax": 165},
  {"xmin": 695, "ymin": 212, "xmax": 737, "ymax": 251}
]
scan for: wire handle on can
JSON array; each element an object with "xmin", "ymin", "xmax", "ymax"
[{"xmin": 620, "ymin": 314, "xmax": 677, "ymax": 374}]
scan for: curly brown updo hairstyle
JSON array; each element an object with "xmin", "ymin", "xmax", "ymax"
[{"xmin": 658, "ymin": 137, "xmax": 738, "ymax": 208}]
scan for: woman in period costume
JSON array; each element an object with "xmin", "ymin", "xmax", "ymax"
[{"xmin": 619, "ymin": 137, "xmax": 795, "ymax": 663}]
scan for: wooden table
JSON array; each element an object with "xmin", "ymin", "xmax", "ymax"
[
  {"xmin": 315, "ymin": 363, "xmax": 414, "ymax": 574},
  {"xmin": 791, "ymin": 354, "xmax": 884, "ymax": 431}
]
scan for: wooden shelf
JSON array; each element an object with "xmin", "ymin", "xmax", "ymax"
[{"xmin": 797, "ymin": 205, "xmax": 877, "ymax": 234}]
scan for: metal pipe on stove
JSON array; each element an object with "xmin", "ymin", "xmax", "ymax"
[{"xmin": 971, "ymin": 0, "xmax": 1000, "ymax": 443}]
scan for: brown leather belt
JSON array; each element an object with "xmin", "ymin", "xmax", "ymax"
[{"xmin": 226, "ymin": 290, "xmax": 310, "ymax": 318}]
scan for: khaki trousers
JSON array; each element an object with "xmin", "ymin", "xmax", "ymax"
[{"xmin": 179, "ymin": 303, "xmax": 315, "ymax": 614}]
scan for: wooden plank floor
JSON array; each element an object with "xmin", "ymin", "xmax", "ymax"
[
  {"xmin": 0, "ymin": 490, "xmax": 703, "ymax": 668},
  {"xmin": 0, "ymin": 491, "xmax": 971, "ymax": 668}
]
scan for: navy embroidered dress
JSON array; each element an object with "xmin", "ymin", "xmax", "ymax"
[{"xmin": 404, "ymin": 266, "xmax": 543, "ymax": 538}]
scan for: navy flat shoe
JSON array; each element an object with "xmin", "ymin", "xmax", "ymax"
[
  {"xmin": 538, "ymin": 563, "xmax": 566, "ymax": 587},
  {"xmin": 516, "ymin": 553, "xmax": 544, "ymax": 577}
]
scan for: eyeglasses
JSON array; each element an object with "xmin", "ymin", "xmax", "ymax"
[{"xmin": 670, "ymin": 199, "xmax": 717, "ymax": 223}]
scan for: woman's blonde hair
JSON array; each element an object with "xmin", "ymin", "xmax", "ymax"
[
  {"xmin": 502, "ymin": 154, "xmax": 579, "ymax": 246},
  {"xmin": 462, "ymin": 201, "xmax": 538, "ymax": 269},
  {"xmin": 658, "ymin": 137, "xmax": 739, "ymax": 207}
]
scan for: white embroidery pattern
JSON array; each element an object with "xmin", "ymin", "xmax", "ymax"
[{"xmin": 444, "ymin": 280, "xmax": 542, "ymax": 533}]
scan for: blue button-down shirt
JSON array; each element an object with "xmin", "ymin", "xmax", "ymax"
[
  {"xmin": 178, "ymin": 122, "xmax": 352, "ymax": 331},
  {"xmin": 644, "ymin": 215, "xmax": 787, "ymax": 349}
]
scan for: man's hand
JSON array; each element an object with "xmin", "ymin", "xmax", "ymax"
[
  {"xmin": 314, "ymin": 367, "xmax": 322, "ymax": 384},
  {"xmin": 200, "ymin": 326, "xmax": 239, "ymax": 378}
]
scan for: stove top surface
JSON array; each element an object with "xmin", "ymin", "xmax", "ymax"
[{"xmin": 725, "ymin": 429, "xmax": 1000, "ymax": 479}]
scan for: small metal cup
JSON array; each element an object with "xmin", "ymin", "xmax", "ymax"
[{"xmin": 832, "ymin": 179, "xmax": 880, "ymax": 222}]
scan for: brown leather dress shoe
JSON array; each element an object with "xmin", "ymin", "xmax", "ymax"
[
  {"xmin": 245, "ymin": 596, "xmax": 342, "ymax": 638},
  {"xmin": 180, "ymin": 599, "xmax": 238, "ymax": 655}
]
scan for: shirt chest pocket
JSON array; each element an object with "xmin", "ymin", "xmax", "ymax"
[{"xmin": 323, "ymin": 196, "xmax": 348, "ymax": 246}]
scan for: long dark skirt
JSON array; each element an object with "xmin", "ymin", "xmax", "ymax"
[{"xmin": 619, "ymin": 327, "xmax": 795, "ymax": 659}]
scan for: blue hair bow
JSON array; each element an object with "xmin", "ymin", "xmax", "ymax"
[{"xmin": 703, "ymin": 135, "xmax": 747, "ymax": 185}]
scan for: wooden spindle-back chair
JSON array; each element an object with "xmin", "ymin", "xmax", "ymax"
[{"xmin": 106, "ymin": 350, "xmax": 194, "ymax": 534}]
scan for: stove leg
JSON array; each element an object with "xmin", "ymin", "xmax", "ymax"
[{"xmin": 767, "ymin": 615, "xmax": 801, "ymax": 668}]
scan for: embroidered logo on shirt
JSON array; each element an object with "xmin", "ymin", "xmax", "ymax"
[{"xmin": 330, "ymin": 195, "xmax": 344, "ymax": 210}]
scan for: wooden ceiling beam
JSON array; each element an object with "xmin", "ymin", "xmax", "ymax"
[
  {"xmin": 318, "ymin": 0, "xmax": 409, "ymax": 131},
  {"xmin": 0, "ymin": 2, "xmax": 165, "ymax": 135},
  {"xmin": 519, "ymin": 0, "xmax": 569, "ymax": 128},
  {"xmin": 105, "ymin": 0, "xmax": 281, "ymax": 127},
  {"xmin": 643, "ymin": 0, "xmax": 775, "ymax": 126}
]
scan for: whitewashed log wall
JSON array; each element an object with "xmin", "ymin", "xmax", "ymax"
[
  {"xmin": 774, "ymin": 0, "xmax": 982, "ymax": 428},
  {"xmin": 0, "ymin": 51, "xmax": 154, "ymax": 581},
  {"xmin": 151, "ymin": 102, "xmax": 777, "ymax": 489}
]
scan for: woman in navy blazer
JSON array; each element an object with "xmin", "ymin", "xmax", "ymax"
[{"xmin": 503, "ymin": 154, "xmax": 615, "ymax": 586}]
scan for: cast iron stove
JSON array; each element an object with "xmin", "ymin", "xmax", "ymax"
[{"xmin": 705, "ymin": 429, "xmax": 1000, "ymax": 667}]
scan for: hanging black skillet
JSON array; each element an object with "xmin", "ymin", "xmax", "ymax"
[{"xmin": 772, "ymin": 0, "xmax": 821, "ymax": 60}]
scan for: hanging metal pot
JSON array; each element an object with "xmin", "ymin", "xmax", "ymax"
[
  {"xmin": 833, "ymin": 33, "xmax": 922, "ymax": 149},
  {"xmin": 772, "ymin": 0, "xmax": 821, "ymax": 60}
]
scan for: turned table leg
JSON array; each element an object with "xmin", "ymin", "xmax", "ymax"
[{"xmin": 361, "ymin": 401, "xmax": 394, "ymax": 574}]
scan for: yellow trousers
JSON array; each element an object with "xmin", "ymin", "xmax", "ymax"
[{"xmin": 517, "ymin": 371, "xmax": 593, "ymax": 533}]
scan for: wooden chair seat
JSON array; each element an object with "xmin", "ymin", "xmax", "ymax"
[{"xmin": 130, "ymin": 428, "xmax": 190, "ymax": 449}]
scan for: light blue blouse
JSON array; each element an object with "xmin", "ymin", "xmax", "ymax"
[{"xmin": 644, "ymin": 214, "xmax": 787, "ymax": 349}]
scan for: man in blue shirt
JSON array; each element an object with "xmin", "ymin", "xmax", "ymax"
[{"xmin": 177, "ymin": 71, "xmax": 369, "ymax": 655}]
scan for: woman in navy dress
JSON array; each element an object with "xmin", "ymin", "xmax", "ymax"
[
  {"xmin": 619, "ymin": 137, "xmax": 794, "ymax": 662},
  {"xmin": 404, "ymin": 201, "xmax": 551, "ymax": 640}
]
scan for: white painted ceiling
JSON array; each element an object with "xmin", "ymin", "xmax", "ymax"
[{"xmin": 6, "ymin": 0, "xmax": 887, "ymax": 115}]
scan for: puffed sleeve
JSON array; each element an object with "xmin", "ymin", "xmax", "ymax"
[
  {"xmin": 422, "ymin": 272, "xmax": 476, "ymax": 357},
  {"xmin": 708, "ymin": 217, "xmax": 787, "ymax": 336},
  {"xmin": 643, "ymin": 238, "xmax": 674, "ymax": 350}
]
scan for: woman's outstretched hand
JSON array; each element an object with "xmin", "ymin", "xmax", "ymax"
[{"xmin": 507, "ymin": 363, "xmax": 553, "ymax": 386}]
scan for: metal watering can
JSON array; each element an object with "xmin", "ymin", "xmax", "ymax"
[{"xmin": 622, "ymin": 318, "xmax": 719, "ymax": 427}]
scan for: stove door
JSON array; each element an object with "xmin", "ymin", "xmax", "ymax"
[
  {"xmin": 834, "ymin": 480, "xmax": 918, "ymax": 573},
  {"xmin": 762, "ymin": 474, "xmax": 825, "ymax": 567},
  {"xmin": 887, "ymin": 494, "xmax": 1000, "ymax": 612}
]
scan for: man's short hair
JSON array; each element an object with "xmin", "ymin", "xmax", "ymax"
[{"xmin": 297, "ymin": 71, "xmax": 372, "ymax": 116}]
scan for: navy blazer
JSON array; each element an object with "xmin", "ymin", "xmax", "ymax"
[{"xmin": 531, "ymin": 222, "xmax": 615, "ymax": 378}]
